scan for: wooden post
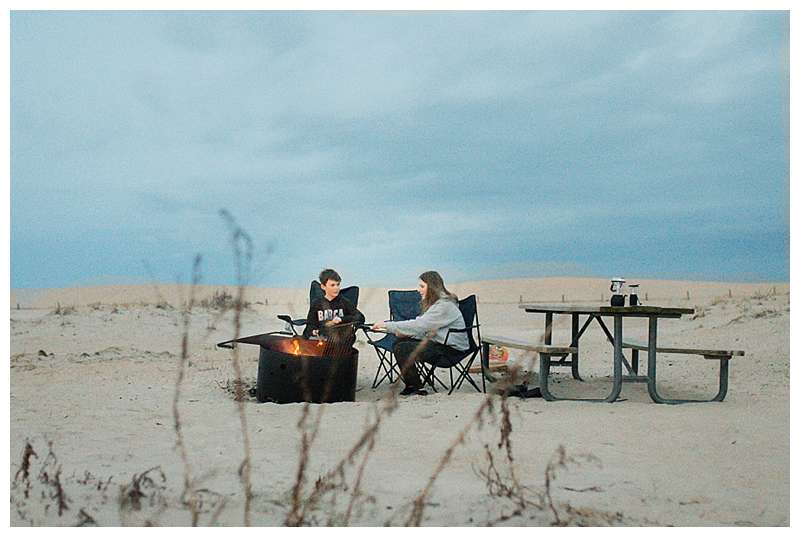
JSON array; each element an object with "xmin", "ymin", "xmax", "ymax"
[
  {"xmin": 686, "ymin": 291, "xmax": 690, "ymax": 301},
  {"xmin": 645, "ymin": 293, "xmax": 648, "ymax": 301},
  {"xmin": 728, "ymin": 289, "xmax": 732, "ymax": 298},
  {"xmin": 519, "ymin": 295, "xmax": 523, "ymax": 303},
  {"xmin": 561, "ymin": 294, "xmax": 565, "ymax": 303}
]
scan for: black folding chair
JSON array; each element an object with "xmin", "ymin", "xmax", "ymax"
[
  {"xmin": 361, "ymin": 290, "xmax": 421, "ymax": 389},
  {"xmin": 277, "ymin": 281, "xmax": 360, "ymax": 336},
  {"xmin": 419, "ymin": 295, "xmax": 487, "ymax": 394}
]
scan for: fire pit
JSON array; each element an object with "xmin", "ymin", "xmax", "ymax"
[{"xmin": 217, "ymin": 331, "xmax": 359, "ymax": 404}]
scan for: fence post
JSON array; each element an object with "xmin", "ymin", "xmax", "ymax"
[
  {"xmin": 728, "ymin": 289, "xmax": 732, "ymax": 298},
  {"xmin": 561, "ymin": 294, "xmax": 565, "ymax": 303},
  {"xmin": 686, "ymin": 291, "xmax": 690, "ymax": 301},
  {"xmin": 645, "ymin": 293, "xmax": 648, "ymax": 301}
]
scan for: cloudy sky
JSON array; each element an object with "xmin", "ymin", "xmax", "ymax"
[{"xmin": 11, "ymin": 11, "xmax": 789, "ymax": 288}]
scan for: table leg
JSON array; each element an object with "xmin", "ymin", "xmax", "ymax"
[
  {"xmin": 646, "ymin": 316, "xmax": 730, "ymax": 404},
  {"xmin": 606, "ymin": 314, "xmax": 624, "ymax": 402},
  {"xmin": 537, "ymin": 314, "xmax": 623, "ymax": 403},
  {"xmin": 544, "ymin": 312, "xmax": 553, "ymax": 344},
  {"xmin": 571, "ymin": 314, "xmax": 583, "ymax": 381}
]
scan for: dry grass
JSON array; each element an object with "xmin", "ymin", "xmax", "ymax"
[
  {"xmin": 198, "ymin": 288, "xmax": 251, "ymax": 310},
  {"xmin": 117, "ymin": 466, "xmax": 168, "ymax": 525},
  {"xmin": 52, "ymin": 302, "xmax": 76, "ymax": 315}
]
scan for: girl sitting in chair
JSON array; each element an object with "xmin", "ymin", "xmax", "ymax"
[{"xmin": 372, "ymin": 271, "xmax": 468, "ymax": 396}]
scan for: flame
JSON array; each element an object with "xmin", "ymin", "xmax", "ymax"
[
  {"xmin": 317, "ymin": 340, "xmax": 325, "ymax": 347},
  {"xmin": 290, "ymin": 339, "xmax": 301, "ymax": 356}
]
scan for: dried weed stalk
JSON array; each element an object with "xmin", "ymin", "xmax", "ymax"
[
  {"xmin": 220, "ymin": 208, "xmax": 255, "ymax": 525},
  {"xmin": 117, "ymin": 465, "xmax": 169, "ymax": 526},
  {"xmin": 341, "ymin": 431, "xmax": 377, "ymax": 526},
  {"xmin": 14, "ymin": 441, "xmax": 38, "ymax": 498},
  {"xmin": 543, "ymin": 445, "xmax": 601, "ymax": 525},
  {"xmin": 173, "ymin": 254, "xmax": 203, "ymax": 525},
  {"xmin": 118, "ymin": 466, "xmax": 167, "ymax": 513},
  {"xmin": 406, "ymin": 395, "xmax": 495, "ymax": 526},
  {"xmin": 36, "ymin": 442, "xmax": 70, "ymax": 517},
  {"xmin": 76, "ymin": 508, "xmax": 98, "ymax": 526},
  {"xmin": 483, "ymin": 392, "xmax": 543, "ymax": 519},
  {"xmin": 284, "ymin": 339, "xmax": 432, "ymax": 526}
]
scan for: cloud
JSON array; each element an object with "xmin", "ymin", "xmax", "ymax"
[{"xmin": 10, "ymin": 11, "xmax": 789, "ymax": 288}]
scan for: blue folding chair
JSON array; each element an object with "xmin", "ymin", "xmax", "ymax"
[
  {"xmin": 277, "ymin": 281, "xmax": 360, "ymax": 336},
  {"xmin": 362, "ymin": 290, "xmax": 421, "ymax": 389},
  {"xmin": 418, "ymin": 295, "xmax": 487, "ymax": 394}
]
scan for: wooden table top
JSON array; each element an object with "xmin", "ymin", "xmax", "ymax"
[{"xmin": 518, "ymin": 303, "xmax": 694, "ymax": 317}]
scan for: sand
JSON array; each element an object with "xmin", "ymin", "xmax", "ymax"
[{"xmin": 9, "ymin": 278, "xmax": 790, "ymax": 526}]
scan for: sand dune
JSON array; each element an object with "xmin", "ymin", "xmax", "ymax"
[
  {"xmin": 9, "ymin": 278, "xmax": 789, "ymax": 526},
  {"xmin": 10, "ymin": 277, "xmax": 787, "ymax": 310}
]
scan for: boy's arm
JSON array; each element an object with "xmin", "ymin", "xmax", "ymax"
[{"xmin": 303, "ymin": 301, "xmax": 320, "ymax": 337}]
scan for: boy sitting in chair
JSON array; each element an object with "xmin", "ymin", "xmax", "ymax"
[{"xmin": 303, "ymin": 268, "xmax": 365, "ymax": 341}]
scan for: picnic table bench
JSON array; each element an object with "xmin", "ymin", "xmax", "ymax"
[
  {"xmin": 478, "ymin": 335, "xmax": 577, "ymax": 383},
  {"xmin": 621, "ymin": 339, "xmax": 745, "ymax": 403}
]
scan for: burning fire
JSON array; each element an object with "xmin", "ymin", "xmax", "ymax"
[{"xmin": 281, "ymin": 336, "xmax": 329, "ymax": 357}]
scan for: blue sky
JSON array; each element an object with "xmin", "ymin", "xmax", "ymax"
[{"xmin": 11, "ymin": 11, "xmax": 789, "ymax": 288}]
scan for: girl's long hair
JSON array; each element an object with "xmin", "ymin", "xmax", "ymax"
[{"xmin": 419, "ymin": 271, "xmax": 458, "ymax": 313}]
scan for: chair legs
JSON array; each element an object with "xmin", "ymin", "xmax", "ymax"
[
  {"xmin": 451, "ymin": 354, "xmax": 483, "ymax": 394},
  {"xmin": 420, "ymin": 364, "xmax": 449, "ymax": 392},
  {"xmin": 370, "ymin": 347, "xmax": 399, "ymax": 389},
  {"xmin": 419, "ymin": 353, "xmax": 486, "ymax": 395}
]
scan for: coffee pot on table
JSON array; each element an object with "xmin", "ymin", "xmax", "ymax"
[{"xmin": 610, "ymin": 277, "xmax": 626, "ymax": 306}]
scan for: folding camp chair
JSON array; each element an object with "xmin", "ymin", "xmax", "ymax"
[
  {"xmin": 361, "ymin": 290, "xmax": 421, "ymax": 389},
  {"xmin": 277, "ymin": 281, "xmax": 360, "ymax": 336},
  {"xmin": 418, "ymin": 295, "xmax": 487, "ymax": 394}
]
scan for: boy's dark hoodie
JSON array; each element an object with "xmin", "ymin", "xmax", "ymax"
[{"xmin": 303, "ymin": 294, "xmax": 365, "ymax": 338}]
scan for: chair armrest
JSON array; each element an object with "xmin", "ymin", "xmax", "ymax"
[
  {"xmin": 357, "ymin": 323, "xmax": 386, "ymax": 343},
  {"xmin": 444, "ymin": 324, "xmax": 479, "ymax": 346},
  {"xmin": 277, "ymin": 314, "xmax": 307, "ymax": 326},
  {"xmin": 446, "ymin": 324, "xmax": 479, "ymax": 333}
]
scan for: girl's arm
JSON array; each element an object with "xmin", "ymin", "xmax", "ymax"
[{"xmin": 384, "ymin": 300, "xmax": 449, "ymax": 339}]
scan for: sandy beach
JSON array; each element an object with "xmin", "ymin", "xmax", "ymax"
[{"xmin": 9, "ymin": 277, "xmax": 789, "ymax": 526}]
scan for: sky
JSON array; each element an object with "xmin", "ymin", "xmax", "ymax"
[{"xmin": 10, "ymin": 10, "xmax": 789, "ymax": 289}]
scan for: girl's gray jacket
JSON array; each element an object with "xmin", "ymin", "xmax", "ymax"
[{"xmin": 383, "ymin": 296, "xmax": 469, "ymax": 351}]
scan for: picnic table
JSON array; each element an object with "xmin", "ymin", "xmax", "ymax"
[{"xmin": 511, "ymin": 303, "xmax": 736, "ymax": 403}]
